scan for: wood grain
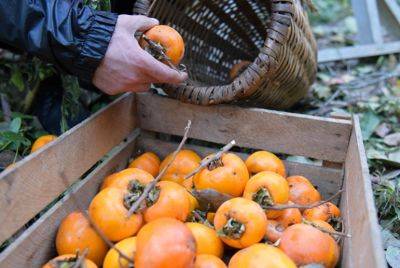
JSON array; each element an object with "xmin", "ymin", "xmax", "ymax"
[
  {"xmin": 136, "ymin": 135, "xmax": 343, "ymax": 199},
  {"xmin": 0, "ymin": 131, "xmax": 139, "ymax": 267},
  {"xmin": 136, "ymin": 93, "xmax": 352, "ymax": 162},
  {"xmin": 0, "ymin": 93, "xmax": 136, "ymax": 244},
  {"xmin": 340, "ymin": 117, "xmax": 387, "ymax": 268}
]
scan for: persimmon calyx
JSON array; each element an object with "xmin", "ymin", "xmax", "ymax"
[
  {"xmin": 146, "ymin": 186, "xmax": 161, "ymax": 207},
  {"xmin": 123, "ymin": 180, "xmax": 146, "ymax": 210},
  {"xmin": 207, "ymin": 157, "xmax": 224, "ymax": 170},
  {"xmin": 253, "ymin": 187, "xmax": 274, "ymax": 209},
  {"xmin": 218, "ymin": 218, "xmax": 245, "ymax": 239}
]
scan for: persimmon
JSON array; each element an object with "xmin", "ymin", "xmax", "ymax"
[
  {"xmin": 183, "ymin": 176, "xmax": 194, "ymax": 190},
  {"xmin": 194, "ymin": 254, "xmax": 227, "ymax": 268},
  {"xmin": 287, "ymin": 176, "xmax": 321, "ymax": 207},
  {"xmin": 264, "ymin": 220, "xmax": 285, "ymax": 243},
  {"xmin": 135, "ymin": 218, "xmax": 196, "ymax": 268},
  {"xmin": 186, "ymin": 222, "xmax": 224, "ymax": 258},
  {"xmin": 31, "ymin": 134, "xmax": 57, "ymax": 153},
  {"xmin": 42, "ymin": 254, "xmax": 97, "ymax": 268},
  {"xmin": 279, "ymin": 224, "xmax": 340, "ymax": 268},
  {"xmin": 303, "ymin": 202, "xmax": 341, "ymax": 222},
  {"xmin": 245, "ymin": 151, "xmax": 286, "ymax": 177},
  {"xmin": 88, "ymin": 188, "xmax": 143, "ymax": 242},
  {"xmin": 141, "ymin": 25, "xmax": 185, "ymax": 65},
  {"xmin": 101, "ymin": 168, "xmax": 154, "ymax": 190},
  {"xmin": 229, "ymin": 61, "xmax": 251, "ymax": 80},
  {"xmin": 308, "ymin": 220, "xmax": 339, "ymax": 240},
  {"xmin": 228, "ymin": 243, "xmax": 296, "ymax": 268},
  {"xmin": 243, "ymin": 171, "xmax": 289, "ymax": 219},
  {"xmin": 275, "ymin": 203, "xmax": 302, "ymax": 228},
  {"xmin": 56, "ymin": 211, "xmax": 108, "ymax": 266},
  {"xmin": 207, "ymin": 212, "xmax": 216, "ymax": 223},
  {"xmin": 103, "ymin": 237, "xmax": 136, "ymax": 268},
  {"xmin": 194, "ymin": 153, "xmax": 249, "ymax": 197},
  {"xmin": 188, "ymin": 192, "xmax": 200, "ymax": 213},
  {"xmin": 143, "ymin": 181, "xmax": 190, "ymax": 222},
  {"xmin": 159, "ymin": 150, "xmax": 201, "ymax": 185},
  {"xmin": 214, "ymin": 197, "xmax": 267, "ymax": 249},
  {"xmin": 128, "ymin": 152, "xmax": 160, "ymax": 177}
]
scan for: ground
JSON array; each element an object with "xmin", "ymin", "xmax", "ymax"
[{"xmin": 0, "ymin": 0, "xmax": 400, "ymax": 266}]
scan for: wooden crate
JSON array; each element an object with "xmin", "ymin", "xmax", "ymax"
[{"xmin": 0, "ymin": 93, "xmax": 386, "ymax": 268}]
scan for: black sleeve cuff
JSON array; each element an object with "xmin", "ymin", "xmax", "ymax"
[{"xmin": 75, "ymin": 10, "xmax": 118, "ymax": 84}]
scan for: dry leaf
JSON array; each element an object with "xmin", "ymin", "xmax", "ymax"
[
  {"xmin": 384, "ymin": 133, "xmax": 400, "ymax": 147},
  {"xmin": 375, "ymin": 123, "xmax": 392, "ymax": 138},
  {"xmin": 191, "ymin": 189, "xmax": 232, "ymax": 212}
]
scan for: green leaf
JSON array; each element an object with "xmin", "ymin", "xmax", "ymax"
[
  {"xmin": 10, "ymin": 69, "xmax": 25, "ymax": 91},
  {"xmin": 386, "ymin": 245, "xmax": 400, "ymax": 268},
  {"xmin": 9, "ymin": 118, "xmax": 21, "ymax": 133},
  {"xmin": 360, "ymin": 111, "xmax": 381, "ymax": 140}
]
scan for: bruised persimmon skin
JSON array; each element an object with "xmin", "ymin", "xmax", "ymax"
[
  {"xmin": 143, "ymin": 181, "xmax": 190, "ymax": 222},
  {"xmin": 243, "ymin": 171, "xmax": 289, "ymax": 219},
  {"xmin": 287, "ymin": 176, "xmax": 321, "ymax": 207},
  {"xmin": 159, "ymin": 150, "xmax": 201, "ymax": 185},
  {"xmin": 42, "ymin": 254, "xmax": 97, "ymax": 268},
  {"xmin": 101, "ymin": 168, "xmax": 154, "ymax": 190},
  {"xmin": 56, "ymin": 211, "xmax": 108, "ymax": 266},
  {"xmin": 275, "ymin": 203, "xmax": 302, "ymax": 228},
  {"xmin": 245, "ymin": 151, "xmax": 286, "ymax": 177},
  {"xmin": 303, "ymin": 202, "xmax": 341, "ymax": 222},
  {"xmin": 186, "ymin": 223, "xmax": 224, "ymax": 258},
  {"xmin": 31, "ymin": 135, "xmax": 57, "ymax": 153},
  {"xmin": 279, "ymin": 224, "xmax": 340, "ymax": 268},
  {"xmin": 135, "ymin": 218, "xmax": 196, "ymax": 268},
  {"xmin": 194, "ymin": 153, "xmax": 249, "ymax": 197},
  {"xmin": 89, "ymin": 188, "xmax": 143, "ymax": 242},
  {"xmin": 103, "ymin": 237, "xmax": 136, "ymax": 268},
  {"xmin": 264, "ymin": 220, "xmax": 285, "ymax": 243},
  {"xmin": 214, "ymin": 198, "xmax": 267, "ymax": 249},
  {"xmin": 142, "ymin": 25, "xmax": 185, "ymax": 65},
  {"xmin": 128, "ymin": 152, "xmax": 160, "ymax": 177},
  {"xmin": 194, "ymin": 254, "xmax": 227, "ymax": 268},
  {"xmin": 229, "ymin": 61, "xmax": 251, "ymax": 80},
  {"xmin": 228, "ymin": 243, "xmax": 296, "ymax": 268}
]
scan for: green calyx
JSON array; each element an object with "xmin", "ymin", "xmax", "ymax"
[
  {"xmin": 218, "ymin": 218, "xmax": 245, "ymax": 239},
  {"xmin": 123, "ymin": 180, "xmax": 146, "ymax": 210},
  {"xmin": 252, "ymin": 187, "xmax": 274, "ymax": 209}
]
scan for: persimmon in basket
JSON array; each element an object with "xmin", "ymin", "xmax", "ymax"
[{"xmin": 140, "ymin": 25, "xmax": 185, "ymax": 65}]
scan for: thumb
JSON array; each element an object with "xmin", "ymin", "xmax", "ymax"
[{"xmin": 130, "ymin": 15, "xmax": 159, "ymax": 32}]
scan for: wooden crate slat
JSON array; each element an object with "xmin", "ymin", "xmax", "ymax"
[
  {"xmin": 136, "ymin": 94, "xmax": 352, "ymax": 162},
  {"xmin": 350, "ymin": 0, "xmax": 383, "ymax": 44},
  {"xmin": 0, "ymin": 93, "xmax": 136, "ymax": 244},
  {"xmin": 340, "ymin": 117, "xmax": 387, "ymax": 268},
  {"xmin": 0, "ymin": 130, "xmax": 139, "ymax": 267},
  {"xmin": 136, "ymin": 135, "xmax": 343, "ymax": 199}
]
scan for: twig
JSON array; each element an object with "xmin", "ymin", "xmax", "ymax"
[
  {"xmin": 184, "ymin": 140, "xmax": 236, "ymax": 180},
  {"xmin": 71, "ymin": 248, "xmax": 89, "ymax": 268},
  {"xmin": 126, "ymin": 120, "xmax": 192, "ymax": 217},
  {"xmin": 266, "ymin": 189, "xmax": 343, "ymax": 210},
  {"xmin": 303, "ymin": 220, "xmax": 351, "ymax": 238},
  {"xmin": 142, "ymin": 35, "xmax": 180, "ymax": 72},
  {"xmin": 147, "ymin": 0, "xmax": 158, "ymax": 16},
  {"xmin": 0, "ymin": 94, "xmax": 11, "ymax": 122}
]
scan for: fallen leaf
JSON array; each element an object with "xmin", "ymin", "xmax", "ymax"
[
  {"xmin": 382, "ymin": 229, "xmax": 400, "ymax": 249},
  {"xmin": 386, "ymin": 245, "xmax": 400, "ymax": 268},
  {"xmin": 360, "ymin": 111, "xmax": 381, "ymax": 140},
  {"xmin": 382, "ymin": 170, "xmax": 400, "ymax": 180},
  {"xmin": 384, "ymin": 133, "xmax": 400, "ymax": 147},
  {"xmin": 192, "ymin": 189, "xmax": 232, "ymax": 212},
  {"xmin": 375, "ymin": 123, "xmax": 392, "ymax": 138}
]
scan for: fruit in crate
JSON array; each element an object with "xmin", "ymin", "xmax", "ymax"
[
  {"xmin": 103, "ymin": 237, "xmax": 137, "ymax": 268},
  {"xmin": 245, "ymin": 151, "xmax": 286, "ymax": 177},
  {"xmin": 31, "ymin": 134, "xmax": 57, "ymax": 153},
  {"xmin": 186, "ymin": 222, "xmax": 224, "ymax": 257},
  {"xmin": 287, "ymin": 175, "xmax": 321, "ymax": 207},
  {"xmin": 42, "ymin": 254, "xmax": 97, "ymax": 268},
  {"xmin": 129, "ymin": 152, "xmax": 160, "ymax": 177}
]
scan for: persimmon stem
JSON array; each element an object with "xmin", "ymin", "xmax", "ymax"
[
  {"xmin": 184, "ymin": 140, "xmax": 236, "ymax": 180},
  {"xmin": 266, "ymin": 189, "xmax": 343, "ymax": 211},
  {"xmin": 71, "ymin": 248, "xmax": 89, "ymax": 268},
  {"xmin": 303, "ymin": 220, "xmax": 351, "ymax": 238},
  {"xmin": 142, "ymin": 35, "xmax": 180, "ymax": 72},
  {"xmin": 126, "ymin": 120, "xmax": 192, "ymax": 217}
]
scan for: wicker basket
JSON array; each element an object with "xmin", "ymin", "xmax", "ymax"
[{"xmin": 134, "ymin": 0, "xmax": 318, "ymax": 109}]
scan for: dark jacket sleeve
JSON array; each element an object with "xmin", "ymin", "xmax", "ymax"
[{"xmin": 0, "ymin": 0, "xmax": 118, "ymax": 83}]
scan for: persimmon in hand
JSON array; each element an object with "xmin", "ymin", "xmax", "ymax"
[{"xmin": 141, "ymin": 25, "xmax": 185, "ymax": 65}]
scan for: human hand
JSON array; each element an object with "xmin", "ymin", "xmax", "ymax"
[{"xmin": 93, "ymin": 15, "xmax": 188, "ymax": 95}]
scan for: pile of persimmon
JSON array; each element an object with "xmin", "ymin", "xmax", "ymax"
[{"xmin": 44, "ymin": 148, "xmax": 343, "ymax": 268}]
